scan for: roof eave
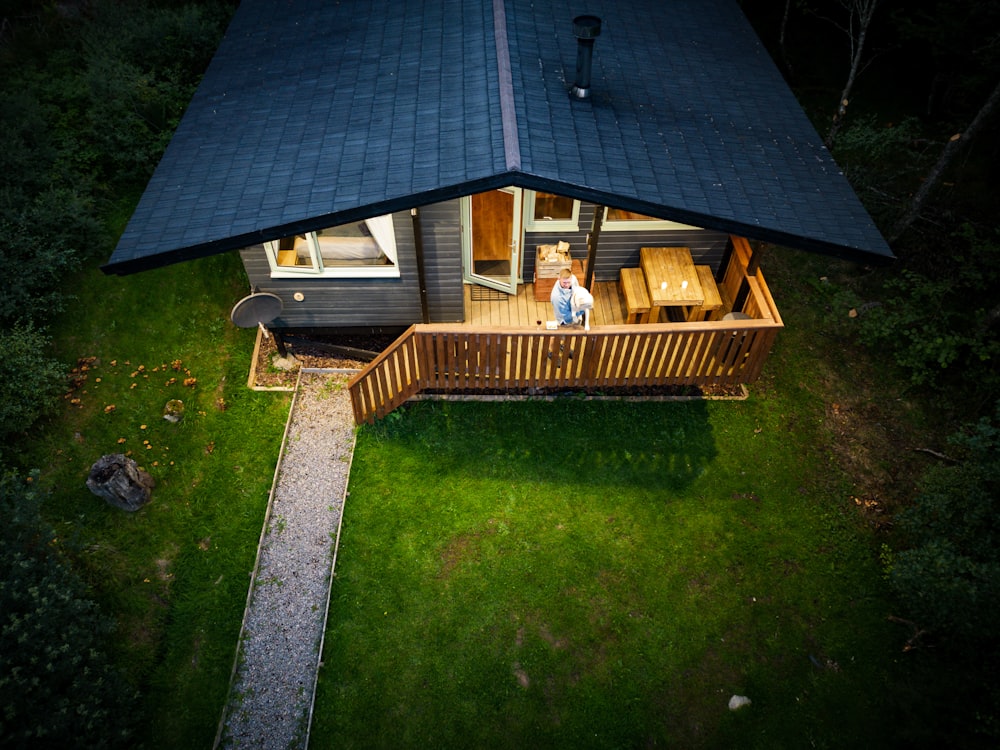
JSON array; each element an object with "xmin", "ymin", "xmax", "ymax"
[
  {"xmin": 102, "ymin": 175, "xmax": 520, "ymax": 276},
  {"xmin": 103, "ymin": 171, "xmax": 894, "ymax": 276},
  {"xmin": 508, "ymin": 175, "xmax": 895, "ymax": 264}
]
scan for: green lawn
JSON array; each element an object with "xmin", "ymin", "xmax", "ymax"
[
  {"xmin": 22, "ymin": 248, "xmax": 976, "ymax": 747},
  {"xmin": 312, "ymin": 390, "xmax": 900, "ymax": 748},
  {"xmin": 24, "ymin": 252, "xmax": 291, "ymax": 747}
]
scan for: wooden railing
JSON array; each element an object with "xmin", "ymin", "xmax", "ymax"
[
  {"xmin": 347, "ymin": 236, "xmax": 783, "ymax": 424},
  {"xmin": 348, "ymin": 318, "xmax": 781, "ymax": 424}
]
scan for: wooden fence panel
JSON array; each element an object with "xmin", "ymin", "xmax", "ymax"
[{"xmin": 348, "ymin": 319, "xmax": 782, "ymax": 424}]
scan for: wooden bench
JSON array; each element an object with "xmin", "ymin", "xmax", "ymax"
[
  {"xmin": 689, "ymin": 265, "xmax": 724, "ymax": 321},
  {"xmin": 619, "ymin": 267, "xmax": 651, "ymax": 324}
]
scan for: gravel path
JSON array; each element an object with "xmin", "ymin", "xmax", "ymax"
[{"xmin": 218, "ymin": 372, "xmax": 356, "ymax": 749}]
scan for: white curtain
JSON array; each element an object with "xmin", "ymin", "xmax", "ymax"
[{"xmin": 364, "ymin": 214, "xmax": 397, "ymax": 264}]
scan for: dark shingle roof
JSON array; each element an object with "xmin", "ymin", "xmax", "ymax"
[{"xmin": 104, "ymin": 0, "xmax": 892, "ymax": 275}]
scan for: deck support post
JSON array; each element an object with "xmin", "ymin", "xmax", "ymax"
[
  {"xmin": 584, "ymin": 205, "xmax": 604, "ymax": 290},
  {"xmin": 733, "ymin": 242, "xmax": 767, "ymax": 311},
  {"xmin": 411, "ymin": 208, "xmax": 430, "ymax": 323},
  {"xmin": 273, "ymin": 330, "xmax": 288, "ymax": 357},
  {"xmin": 747, "ymin": 241, "xmax": 766, "ymax": 276}
]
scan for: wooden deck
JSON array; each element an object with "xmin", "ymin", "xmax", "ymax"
[
  {"xmin": 463, "ymin": 280, "xmax": 628, "ymax": 327},
  {"xmin": 463, "ymin": 276, "xmax": 736, "ymax": 328},
  {"xmin": 348, "ymin": 236, "xmax": 783, "ymax": 423}
]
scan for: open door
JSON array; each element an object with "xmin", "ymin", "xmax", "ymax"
[{"xmin": 463, "ymin": 188, "xmax": 522, "ymax": 294}]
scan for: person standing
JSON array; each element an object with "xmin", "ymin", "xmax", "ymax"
[
  {"xmin": 547, "ymin": 267, "xmax": 594, "ymax": 366},
  {"xmin": 550, "ymin": 268, "xmax": 580, "ymax": 326}
]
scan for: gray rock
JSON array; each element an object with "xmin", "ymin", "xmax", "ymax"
[{"xmin": 86, "ymin": 454, "xmax": 154, "ymax": 511}]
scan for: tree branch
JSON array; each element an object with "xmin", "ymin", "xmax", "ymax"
[
  {"xmin": 891, "ymin": 78, "xmax": 1000, "ymax": 243},
  {"xmin": 888, "ymin": 615, "xmax": 932, "ymax": 652}
]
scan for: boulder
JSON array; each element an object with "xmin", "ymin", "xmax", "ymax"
[{"xmin": 86, "ymin": 454, "xmax": 154, "ymax": 511}]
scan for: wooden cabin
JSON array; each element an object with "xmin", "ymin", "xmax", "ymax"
[{"xmin": 102, "ymin": 0, "xmax": 892, "ymax": 422}]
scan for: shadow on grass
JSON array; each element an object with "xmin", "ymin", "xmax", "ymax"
[{"xmin": 370, "ymin": 398, "xmax": 718, "ymax": 493}]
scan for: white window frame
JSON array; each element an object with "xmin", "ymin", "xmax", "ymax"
[
  {"xmin": 524, "ymin": 191, "xmax": 580, "ymax": 232},
  {"xmin": 263, "ymin": 214, "xmax": 401, "ymax": 279},
  {"xmin": 601, "ymin": 206, "xmax": 698, "ymax": 232}
]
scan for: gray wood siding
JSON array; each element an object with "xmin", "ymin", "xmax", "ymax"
[
  {"xmin": 415, "ymin": 200, "xmax": 465, "ymax": 322},
  {"xmin": 524, "ymin": 204, "xmax": 728, "ymax": 282},
  {"xmin": 237, "ymin": 198, "xmax": 729, "ymax": 330},
  {"xmin": 239, "ymin": 210, "xmax": 423, "ymax": 329}
]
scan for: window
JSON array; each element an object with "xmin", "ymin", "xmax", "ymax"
[
  {"xmin": 525, "ymin": 191, "xmax": 580, "ymax": 231},
  {"xmin": 264, "ymin": 214, "xmax": 400, "ymax": 278},
  {"xmin": 601, "ymin": 207, "xmax": 697, "ymax": 231}
]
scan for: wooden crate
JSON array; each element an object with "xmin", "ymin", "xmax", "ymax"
[
  {"xmin": 535, "ymin": 244, "xmax": 572, "ymax": 278},
  {"xmin": 535, "ymin": 259, "xmax": 584, "ymax": 301}
]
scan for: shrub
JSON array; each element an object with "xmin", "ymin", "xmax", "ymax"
[
  {"xmin": 0, "ymin": 472, "xmax": 139, "ymax": 748},
  {"xmin": 889, "ymin": 405, "xmax": 1000, "ymax": 643},
  {"xmin": 831, "ymin": 116, "xmax": 930, "ymax": 227},
  {"xmin": 0, "ymin": 326, "xmax": 67, "ymax": 453},
  {"xmin": 0, "ymin": 199, "xmax": 99, "ymax": 327},
  {"xmin": 856, "ymin": 225, "xmax": 1000, "ymax": 403}
]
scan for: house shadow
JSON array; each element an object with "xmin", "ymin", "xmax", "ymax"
[
  {"xmin": 532, "ymin": 399, "xmax": 718, "ymax": 493},
  {"xmin": 385, "ymin": 398, "xmax": 718, "ymax": 494}
]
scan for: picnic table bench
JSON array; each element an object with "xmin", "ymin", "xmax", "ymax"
[{"xmin": 619, "ymin": 267, "xmax": 651, "ymax": 324}]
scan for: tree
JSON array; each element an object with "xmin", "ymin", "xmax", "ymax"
[
  {"xmin": 0, "ymin": 325, "xmax": 67, "ymax": 458},
  {"xmin": 778, "ymin": 0, "xmax": 796, "ymax": 78},
  {"xmin": 893, "ymin": 0, "xmax": 1000, "ymax": 117},
  {"xmin": 890, "ymin": 78, "xmax": 1000, "ymax": 242},
  {"xmin": 887, "ymin": 0, "xmax": 1000, "ymax": 240},
  {"xmin": 820, "ymin": 0, "xmax": 883, "ymax": 147}
]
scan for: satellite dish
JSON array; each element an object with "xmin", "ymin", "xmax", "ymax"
[
  {"xmin": 231, "ymin": 292, "xmax": 291, "ymax": 358},
  {"xmin": 231, "ymin": 292, "xmax": 283, "ymax": 329}
]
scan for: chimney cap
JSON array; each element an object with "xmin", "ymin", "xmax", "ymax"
[{"xmin": 572, "ymin": 15, "xmax": 602, "ymax": 40}]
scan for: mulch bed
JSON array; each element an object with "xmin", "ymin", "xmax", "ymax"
[{"xmin": 250, "ymin": 333, "xmax": 379, "ymax": 389}]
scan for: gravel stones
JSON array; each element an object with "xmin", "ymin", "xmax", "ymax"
[{"xmin": 220, "ymin": 373, "xmax": 355, "ymax": 749}]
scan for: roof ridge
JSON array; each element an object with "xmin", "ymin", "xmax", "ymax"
[{"xmin": 491, "ymin": 0, "xmax": 521, "ymax": 171}]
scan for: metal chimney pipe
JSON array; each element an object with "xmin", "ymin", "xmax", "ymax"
[{"xmin": 571, "ymin": 15, "xmax": 602, "ymax": 99}]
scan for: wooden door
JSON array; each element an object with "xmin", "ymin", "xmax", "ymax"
[
  {"xmin": 472, "ymin": 191, "xmax": 513, "ymax": 262},
  {"xmin": 464, "ymin": 188, "xmax": 521, "ymax": 294}
]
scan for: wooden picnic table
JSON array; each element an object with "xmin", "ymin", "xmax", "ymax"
[{"xmin": 640, "ymin": 246, "xmax": 704, "ymax": 322}]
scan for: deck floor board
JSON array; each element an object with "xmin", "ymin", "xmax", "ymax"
[{"xmin": 464, "ymin": 281, "xmax": 627, "ymax": 328}]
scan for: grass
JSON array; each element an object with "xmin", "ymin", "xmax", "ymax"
[
  {"xmin": 21, "ymin": 251, "xmax": 291, "ymax": 747},
  {"xmin": 308, "ymin": 247, "xmax": 975, "ymax": 748},
  {"xmin": 18, "ymin": 246, "xmax": 981, "ymax": 747},
  {"xmin": 311, "ymin": 392, "xmax": 896, "ymax": 748}
]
